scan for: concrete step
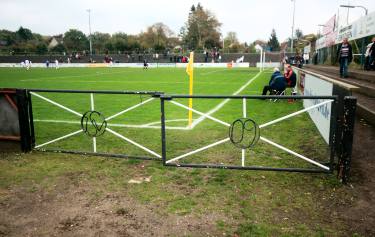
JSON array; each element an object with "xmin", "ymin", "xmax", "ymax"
[
  {"xmin": 301, "ymin": 66, "xmax": 375, "ymax": 126},
  {"xmin": 305, "ymin": 65, "xmax": 375, "ymax": 84},
  {"xmin": 340, "ymin": 78, "xmax": 375, "ymax": 98},
  {"xmin": 304, "ymin": 66, "xmax": 375, "ymax": 98}
]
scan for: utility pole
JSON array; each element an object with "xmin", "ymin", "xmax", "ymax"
[
  {"xmin": 87, "ymin": 9, "xmax": 93, "ymax": 57},
  {"xmin": 290, "ymin": 0, "xmax": 296, "ymax": 53}
]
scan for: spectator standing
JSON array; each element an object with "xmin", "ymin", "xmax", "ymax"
[
  {"xmin": 368, "ymin": 37, "xmax": 375, "ymax": 70},
  {"xmin": 337, "ymin": 38, "xmax": 353, "ymax": 78},
  {"xmin": 303, "ymin": 53, "xmax": 309, "ymax": 64}
]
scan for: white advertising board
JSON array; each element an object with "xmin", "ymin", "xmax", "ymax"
[
  {"xmin": 176, "ymin": 63, "xmax": 249, "ymax": 68},
  {"xmin": 256, "ymin": 62, "xmax": 281, "ymax": 68},
  {"xmin": 316, "ymin": 10, "xmax": 375, "ymax": 47},
  {"xmin": 303, "ymin": 73, "xmax": 333, "ymax": 144}
]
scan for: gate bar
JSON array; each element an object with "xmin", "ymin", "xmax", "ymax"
[
  {"xmin": 163, "ymin": 95, "xmax": 337, "ymax": 100},
  {"xmin": 28, "ymin": 89, "xmax": 163, "ymax": 95},
  {"xmin": 166, "ymin": 163, "xmax": 331, "ymax": 173},
  {"xmin": 36, "ymin": 149, "xmax": 161, "ymax": 161}
]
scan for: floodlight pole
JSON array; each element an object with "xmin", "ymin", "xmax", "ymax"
[
  {"xmin": 290, "ymin": 0, "xmax": 296, "ymax": 54},
  {"xmin": 87, "ymin": 9, "xmax": 93, "ymax": 57},
  {"xmin": 340, "ymin": 5, "xmax": 368, "ymax": 68}
]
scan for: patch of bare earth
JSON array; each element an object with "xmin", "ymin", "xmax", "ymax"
[
  {"xmin": 0, "ymin": 176, "xmax": 227, "ymax": 237},
  {"xmin": 335, "ymin": 119, "xmax": 375, "ymax": 236}
]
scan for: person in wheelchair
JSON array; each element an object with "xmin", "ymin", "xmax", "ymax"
[
  {"xmin": 262, "ymin": 68, "xmax": 287, "ymax": 96},
  {"xmin": 284, "ymin": 65, "xmax": 297, "ymax": 88}
]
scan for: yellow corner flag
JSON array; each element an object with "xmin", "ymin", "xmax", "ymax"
[{"xmin": 186, "ymin": 52, "xmax": 194, "ymax": 127}]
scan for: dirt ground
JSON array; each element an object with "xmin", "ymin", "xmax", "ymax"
[
  {"xmin": 0, "ymin": 118, "xmax": 374, "ymax": 237},
  {"xmin": 0, "ymin": 177, "xmax": 226, "ymax": 237},
  {"xmin": 335, "ymin": 118, "xmax": 375, "ymax": 235}
]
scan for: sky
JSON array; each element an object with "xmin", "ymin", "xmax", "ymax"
[{"xmin": 1, "ymin": 0, "xmax": 374, "ymax": 43}]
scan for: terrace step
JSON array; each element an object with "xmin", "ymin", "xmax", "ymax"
[
  {"xmin": 305, "ymin": 65, "xmax": 375, "ymax": 84},
  {"xmin": 302, "ymin": 65, "xmax": 375, "ymax": 126}
]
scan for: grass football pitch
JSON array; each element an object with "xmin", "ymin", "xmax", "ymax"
[
  {"xmin": 0, "ymin": 67, "xmax": 329, "ymax": 169},
  {"xmin": 0, "ymin": 67, "xmax": 345, "ymax": 236}
]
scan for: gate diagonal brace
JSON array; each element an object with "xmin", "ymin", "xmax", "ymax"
[
  {"xmin": 30, "ymin": 92, "xmax": 83, "ymax": 117},
  {"xmin": 34, "ymin": 129, "xmax": 83, "ymax": 149},
  {"xmin": 106, "ymin": 127, "xmax": 161, "ymax": 158},
  {"xmin": 259, "ymin": 100, "xmax": 333, "ymax": 129},
  {"xmin": 259, "ymin": 136, "xmax": 330, "ymax": 170}
]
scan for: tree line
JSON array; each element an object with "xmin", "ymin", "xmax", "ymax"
[{"xmin": 0, "ymin": 3, "xmax": 287, "ymax": 55}]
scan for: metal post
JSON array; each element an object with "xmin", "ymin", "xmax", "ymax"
[
  {"xmin": 329, "ymin": 99, "xmax": 338, "ymax": 172},
  {"xmin": 87, "ymin": 9, "xmax": 93, "ymax": 57},
  {"xmin": 27, "ymin": 90, "xmax": 35, "ymax": 148},
  {"xmin": 160, "ymin": 97, "xmax": 167, "ymax": 165},
  {"xmin": 290, "ymin": 0, "xmax": 296, "ymax": 53},
  {"xmin": 337, "ymin": 96, "xmax": 356, "ymax": 184},
  {"xmin": 360, "ymin": 9, "xmax": 368, "ymax": 69},
  {"xmin": 346, "ymin": 1, "xmax": 350, "ymax": 25},
  {"xmin": 263, "ymin": 51, "xmax": 266, "ymax": 70},
  {"xmin": 16, "ymin": 89, "xmax": 32, "ymax": 152},
  {"xmin": 260, "ymin": 48, "xmax": 263, "ymax": 71}
]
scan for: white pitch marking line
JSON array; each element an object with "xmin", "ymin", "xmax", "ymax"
[
  {"xmin": 106, "ymin": 97, "xmax": 155, "ymax": 121},
  {"xmin": 191, "ymin": 71, "xmax": 262, "ymax": 128},
  {"xmin": 170, "ymin": 100, "xmax": 230, "ymax": 127},
  {"xmin": 105, "ymin": 127, "xmax": 161, "ymax": 158},
  {"xmin": 199, "ymin": 69, "xmax": 227, "ymax": 75},
  {"xmin": 259, "ymin": 136, "xmax": 330, "ymax": 170},
  {"xmin": 30, "ymin": 92, "xmax": 83, "ymax": 117},
  {"xmin": 90, "ymin": 93, "xmax": 97, "ymax": 153},
  {"xmin": 259, "ymin": 100, "xmax": 334, "ymax": 129},
  {"xmin": 166, "ymin": 138, "xmax": 230, "ymax": 164},
  {"xmin": 34, "ymin": 129, "xmax": 83, "ymax": 149}
]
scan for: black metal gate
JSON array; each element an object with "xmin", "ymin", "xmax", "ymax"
[
  {"xmin": 27, "ymin": 89, "xmax": 163, "ymax": 160},
  {"xmin": 10, "ymin": 89, "xmax": 357, "ymax": 183},
  {"xmin": 159, "ymin": 94, "xmax": 355, "ymax": 175}
]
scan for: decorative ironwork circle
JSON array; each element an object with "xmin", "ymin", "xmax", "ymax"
[
  {"xmin": 229, "ymin": 118, "xmax": 260, "ymax": 149},
  {"xmin": 81, "ymin": 111, "xmax": 107, "ymax": 137}
]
